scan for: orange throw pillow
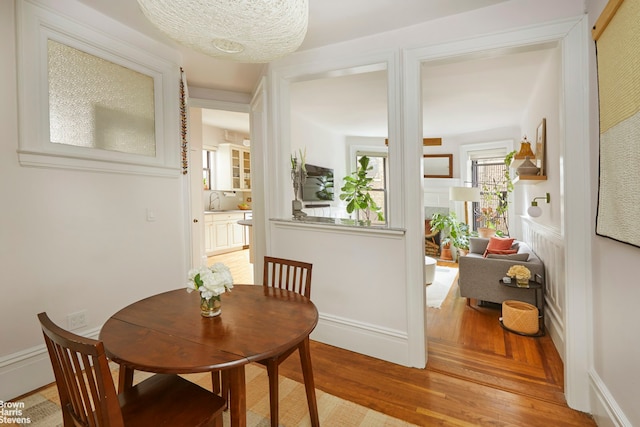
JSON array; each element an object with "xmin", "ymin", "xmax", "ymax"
[{"xmin": 483, "ymin": 236, "xmax": 516, "ymax": 257}]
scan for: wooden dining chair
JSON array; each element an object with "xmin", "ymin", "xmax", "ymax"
[
  {"xmin": 260, "ymin": 256, "xmax": 317, "ymax": 426},
  {"xmin": 217, "ymin": 256, "xmax": 317, "ymax": 425},
  {"xmin": 263, "ymin": 255, "xmax": 312, "ymax": 298},
  {"xmin": 38, "ymin": 312, "xmax": 226, "ymax": 427}
]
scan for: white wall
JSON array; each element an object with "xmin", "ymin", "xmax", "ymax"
[
  {"xmin": 270, "ymin": 222, "xmax": 408, "ymax": 364},
  {"xmin": 519, "ymin": 46, "xmax": 562, "ymax": 229},
  {"xmin": 0, "ymin": 1, "xmax": 188, "ymax": 400},
  {"xmin": 587, "ymin": 1, "xmax": 640, "ymax": 425}
]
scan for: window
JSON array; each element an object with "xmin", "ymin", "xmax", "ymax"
[
  {"xmin": 16, "ymin": 1, "xmax": 180, "ymax": 176},
  {"xmin": 202, "ymin": 149, "xmax": 216, "ymax": 190},
  {"xmin": 356, "ymin": 152, "xmax": 388, "ymax": 225},
  {"xmin": 471, "ymin": 158, "xmax": 509, "ymax": 235}
]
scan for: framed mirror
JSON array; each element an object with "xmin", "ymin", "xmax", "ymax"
[{"xmin": 423, "ymin": 154, "xmax": 453, "ymax": 178}]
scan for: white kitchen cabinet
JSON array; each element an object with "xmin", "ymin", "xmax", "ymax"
[
  {"xmin": 204, "ymin": 214, "xmax": 215, "ymax": 254},
  {"xmin": 230, "ymin": 220, "xmax": 244, "ymax": 247},
  {"xmin": 215, "ymin": 144, "xmax": 251, "ymax": 191},
  {"xmin": 208, "ymin": 212, "xmax": 245, "ymax": 254}
]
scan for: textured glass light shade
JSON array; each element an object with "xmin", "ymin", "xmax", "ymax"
[{"xmin": 136, "ymin": 0, "xmax": 308, "ymax": 63}]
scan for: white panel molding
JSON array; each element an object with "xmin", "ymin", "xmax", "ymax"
[
  {"xmin": 589, "ymin": 369, "xmax": 633, "ymax": 427},
  {"xmin": 0, "ymin": 327, "xmax": 101, "ymax": 401},
  {"xmin": 521, "ymin": 217, "xmax": 566, "ymax": 358},
  {"xmin": 312, "ymin": 313, "xmax": 409, "ymax": 366}
]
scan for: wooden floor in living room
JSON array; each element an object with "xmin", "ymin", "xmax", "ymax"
[{"xmin": 216, "ymin": 251, "xmax": 595, "ymax": 426}]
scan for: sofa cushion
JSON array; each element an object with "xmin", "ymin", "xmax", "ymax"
[
  {"xmin": 469, "ymin": 237, "xmax": 490, "ymax": 254},
  {"xmin": 483, "ymin": 236, "xmax": 516, "ymax": 257},
  {"xmin": 486, "ymin": 253, "xmax": 530, "ymax": 261},
  {"xmin": 486, "ymin": 248, "xmax": 518, "ymax": 255}
]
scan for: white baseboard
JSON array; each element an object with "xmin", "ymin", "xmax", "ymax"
[
  {"xmin": 589, "ymin": 370, "xmax": 632, "ymax": 427},
  {"xmin": 0, "ymin": 327, "xmax": 101, "ymax": 401},
  {"xmin": 310, "ymin": 313, "xmax": 410, "ymax": 366},
  {"xmin": 544, "ymin": 305, "xmax": 565, "ymax": 363}
]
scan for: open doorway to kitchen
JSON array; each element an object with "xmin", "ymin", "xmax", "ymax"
[{"xmin": 188, "ymin": 102, "xmax": 254, "ymax": 284}]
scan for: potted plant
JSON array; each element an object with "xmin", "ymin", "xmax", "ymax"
[
  {"xmin": 430, "ymin": 212, "xmax": 463, "ymax": 261},
  {"xmin": 453, "ymin": 222, "xmax": 470, "ymax": 256},
  {"xmin": 340, "ymin": 156, "xmax": 385, "ymax": 224}
]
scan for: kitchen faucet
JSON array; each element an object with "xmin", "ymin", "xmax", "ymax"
[{"xmin": 209, "ymin": 192, "xmax": 221, "ymax": 210}]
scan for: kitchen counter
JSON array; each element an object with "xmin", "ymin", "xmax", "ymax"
[{"xmin": 205, "ymin": 209, "xmax": 252, "ymax": 214}]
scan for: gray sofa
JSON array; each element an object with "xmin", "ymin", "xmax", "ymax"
[{"xmin": 458, "ymin": 237, "xmax": 544, "ymax": 308}]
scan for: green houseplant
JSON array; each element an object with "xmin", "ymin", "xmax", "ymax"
[
  {"xmin": 340, "ymin": 156, "xmax": 384, "ymax": 223},
  {"xmin": 430, "ymin": 212, "xmax": 467, "ymax": 260}
]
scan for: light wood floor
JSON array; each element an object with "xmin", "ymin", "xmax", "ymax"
[
  {"xmin": 208, "ymin": 249, "xmax": 254, "ymax": 284},
  {"xmin": 213, "ymin": 250, "xmax": 595, "ymax": 426}
]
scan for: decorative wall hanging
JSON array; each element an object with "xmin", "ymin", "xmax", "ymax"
[
  {"xmin": 535, "ymin": 119, "xmax": 546, "ymax": 176},
  {"xmin": 180, "ymin": 67, "xmax": 188, "ymax": 175},
  {"xmin": 593, "ymin": 0, "xmax": 640, "ymax": 248}
]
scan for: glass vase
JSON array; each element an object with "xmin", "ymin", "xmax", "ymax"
[{"xmin": 200, "ymin": 296, "xmax": 222, "ymax": 317}]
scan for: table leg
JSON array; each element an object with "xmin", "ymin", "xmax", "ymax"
[
  {"xmin": 298, "ymin": 337, "xmax": 319, "ymax": 427},
  {"xmin": 117, "ymin": 365, "xmax": 134, "ymax": 393},
  {"xmin": 227, "ymin": 366, "xmax": 246, "ymax": 427}
]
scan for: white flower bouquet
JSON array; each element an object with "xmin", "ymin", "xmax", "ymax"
[
  {"xmin": 506, "ymin": 265, "xmax": 531, "ymax": 281},
  {"xmin": 186, "ymin": 263, "xmax": 234, "ymax": 301}
]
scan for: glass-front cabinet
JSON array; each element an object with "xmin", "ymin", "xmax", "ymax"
[
  {"xmin": 215, "ymin": 143, "xmax": 251, "ymax": 191},
  {"xmin": 242, "ymin": 150, "xmax": 251, "ymax": 190},
  {"xmin": 231, "ymin": 147, "xmax": 241, "ymax": 189}
]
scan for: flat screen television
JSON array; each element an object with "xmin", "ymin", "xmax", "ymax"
[{"xmin": 302, "ymin": 164, "xmax": 334, "ymax": 202}]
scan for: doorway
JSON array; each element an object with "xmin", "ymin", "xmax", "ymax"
[{"xmin": 187, "ymin": 100, "xmax": 253, "ymax": 283}]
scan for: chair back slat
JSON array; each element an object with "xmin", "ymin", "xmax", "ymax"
[
  {"xmin": 38, "ymin": 312, "xmax": 124, "ymax": 427},
  {"xmin": 263, "ymin": 256, "xmax": 313, "ymax": 298}
]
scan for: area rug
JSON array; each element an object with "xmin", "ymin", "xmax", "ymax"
[
  {"xmin": 11, "ymin": 363, "xmax": 416, "ymax": 427},
  {"xmin": 426, "ymin": 266, "xmax": 458, "ymax": 309}
]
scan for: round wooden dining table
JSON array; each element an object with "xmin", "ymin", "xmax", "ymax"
[{"xmin": 99, "ymin": 284, "xmax": 319, "ymax": 427}]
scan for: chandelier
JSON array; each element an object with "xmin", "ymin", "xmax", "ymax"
[{"xmin": 136, "ymin": 0, "xmax": 309, "ymax": 63}]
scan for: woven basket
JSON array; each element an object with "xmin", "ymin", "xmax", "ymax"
[{"xmin": 502, "ymin": 300, "xmax": 539, "ymax": 335}]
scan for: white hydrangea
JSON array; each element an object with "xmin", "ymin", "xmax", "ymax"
[{"xmin": 186, "ymin": 263, "xmax": 234, "ymax": 300}]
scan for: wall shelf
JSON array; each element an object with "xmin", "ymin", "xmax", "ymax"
[{"xmin": 513, "ymin": 175, "xmax": 547, "ymax": 185}]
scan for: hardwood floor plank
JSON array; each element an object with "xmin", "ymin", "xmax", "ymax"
[{"xmin": 214, "ymin": 251, "xmax": 595, "ymax": 426}]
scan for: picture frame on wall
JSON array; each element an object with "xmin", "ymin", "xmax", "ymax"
[
  {"xmin": 535, "ymin": 118, "xmax": 546, "ymax": 176},
  {"xmin": 423, "ymin": 154, "xmax": 453, "ymax": 178}
]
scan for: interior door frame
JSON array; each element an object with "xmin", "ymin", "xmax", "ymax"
[
  {"xmin": 187, "ymin": 97, "xmax": 251, "ymax": 270},
  {"xmin": 404, "ymin": 16, "xmax": 591, "ymax": 411}
]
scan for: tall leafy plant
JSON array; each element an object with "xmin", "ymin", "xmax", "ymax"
[{"xmin": 340, "ymin": 156, "xmax": 384, "ymax": 223}]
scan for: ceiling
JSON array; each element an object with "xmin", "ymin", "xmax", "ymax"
[{"xmin": 76, "ymin": 0, "xmax": 554, "ymax": 138}]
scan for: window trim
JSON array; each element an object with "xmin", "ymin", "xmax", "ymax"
[{"xmin": 16, "ymin": 1, "xmax": 181, "ymax": 177}]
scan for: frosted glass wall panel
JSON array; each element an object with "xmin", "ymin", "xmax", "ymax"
[{"xmin": 48, "ymin": 40, "xmax": 156, "ymax": 156}]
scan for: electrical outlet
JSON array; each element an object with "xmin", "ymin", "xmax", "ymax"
[{"xmin": 67, "ymin": 310, "xmax": 88, "ymax": 330}]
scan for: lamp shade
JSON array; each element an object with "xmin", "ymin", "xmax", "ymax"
[
  {"xmin": 528, "ymin": 205, "xmax": 542, "ymax": 217},
  {"xmin": 136, "ymin": 0, "xmax": 309, "ymax": 63},
  {"xmin": 449, "ymin": 186, "xmax": 481, "ymax": 202}
]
